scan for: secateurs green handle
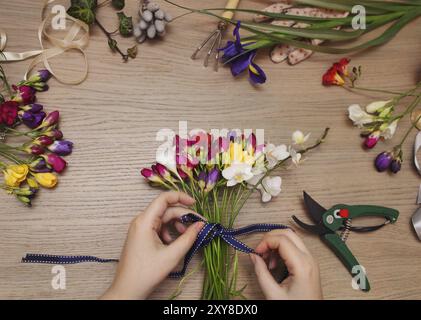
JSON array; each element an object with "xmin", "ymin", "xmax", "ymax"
[{"xmin": 292, "ymin": 192, "xmax": 399, "ymax": 292}]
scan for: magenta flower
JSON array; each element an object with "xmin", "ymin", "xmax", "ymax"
[
  {"xmin": 25, "ymin": 145, "xmax": 45, "ymax": 155},
  {"xmin": 154, "ymin": 163, "xmax": 172, "ymax": 181},
  {"xmin": 38, "ymin": 111, "xmax": 59, "ymax": 129},
  {"xmin": 141, "ymin": 168, "xmax": 164, "ymax": 184},
  {"xmin": 34, "ymin": 136, "xmax": 54, "ymax": 146},
  {"xmin": 48, "ymin": 140, "xmax": 73, "ymax": 156},
  {"xmin": 45, "ymin": 128, "xmax": 64, "ymax": 140},
  {"xmin": 364, "ymin": 131, "xmax": 380, "ymax": 149},
  {"xmin": 13, "ymin": 85, "xmax": 36, "ymax": 104},
  {"xmin": 42, "ymin": 153, "xmax": 67, "ymax": 173}
]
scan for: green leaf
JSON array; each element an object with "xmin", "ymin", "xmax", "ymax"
[
  {"xmin": 112, "ymin": 0, "xmax": 125, "ymax": 10},
  {"xmin": 117, "ymin": 12, "xmax": 133, "ymax": 37},
  {"xmin": 67, "ymin": 0, "xmax": 98, "ymax": 25},
  {"xmin": 108, "ymin": 38, "xmax": 117, "ymax": 51}
]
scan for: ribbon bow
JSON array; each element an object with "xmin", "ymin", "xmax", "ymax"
[
  {"xmin": 22, "ymin": 214, "xmax": 289, "ymax": 279},
  {"xmin": 169, "ymin": 214, "xmax": 289, "ymax": 278}
]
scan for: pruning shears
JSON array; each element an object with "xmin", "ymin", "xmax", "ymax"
[{"xmin": 292, "ymin": 192, "xmax": 399, "ymax": 292}]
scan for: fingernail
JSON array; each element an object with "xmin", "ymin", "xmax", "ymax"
[
  {"xmin": 249, "ymin": 254, "xmax": 256, "ymax": 264},
  {"xmin": 195, "ymin": 222, "xmax": 204, "ymax": 231}
]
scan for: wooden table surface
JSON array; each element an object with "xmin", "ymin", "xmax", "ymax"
[{"xmin": 0, "ymin": 0, "xmax": 420, "ymax": 300}]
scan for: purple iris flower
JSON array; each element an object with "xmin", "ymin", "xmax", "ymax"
[
  {"xmin": 47, "ymin": 140, "xmax": 73, "ymax": 156},
  {"xmin": 220, "ymin": 22, "xmax": 266, "ymax": 84}
]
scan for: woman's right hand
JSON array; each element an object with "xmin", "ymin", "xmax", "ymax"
[{"xmin": 250, "ymin": 229, "xmax": 323, "ymax": 300}]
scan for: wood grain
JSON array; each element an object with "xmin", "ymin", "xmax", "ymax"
[{"xmin": 0, "ymin": 0, "xmax": 420, "ymax": 300}]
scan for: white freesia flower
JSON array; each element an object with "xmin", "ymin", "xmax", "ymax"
[
  {"xmin": 380, "ymin": 120, "xmax": 399, "ymax": 139},
  {"xmin": 246, "ymin": 173, "xmax": 264, "ymax": 187},
  {"xmin": 265, "ymin": 144, "xmax": 290, "ymax": 169},
  {"xmin": 348, "ymin": 104, "xmax": 375, "ymax": 128},
  {"xmin": 289, "ymin": 147, "xmax": 302, "ymax": 166},
  {"xmin": 156, "ymin": 145, "xmax": 177, "ymax": 172},
  {"xmin": 365, "ymin": 100, "xmax": 391, "ymax": 113},
  {"xmin": 292, "ymin": 130, "xmax": 311, "ymax": 145},
  {"xmin": 259, "ymin": 176, "xmax": 282, "ymax": 202},
  {"xmin": 222, "ymin": 163, "xmax": 254, "ymax": 187}
]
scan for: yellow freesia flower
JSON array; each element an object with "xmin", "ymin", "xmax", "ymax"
[
  {"xmin": 3, "ymin": 164, "xmax": 29, "ymax": 187},
  {"xmin": 32, "ymin": 173, "xmax": 58, "ymax": 189},
  {"xmin": 27, "ymin": 177, "xmax": 39, "ymax": 189}
]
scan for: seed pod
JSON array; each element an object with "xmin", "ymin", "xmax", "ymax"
[
  {"xmin": 147, "ymin": 24, "xmax": 156, "ymax": 39},
  {"xmin": 142, "ymin": 10, "xmax": 153, "ymax": 22},
  {"xmin": 154, "ymin": 9, "xmax": 165, "ymax": 20},
  {"xmin": 146, "ymin": 2, "xmax": 160, "ymax": 12},
  {"xmin": 133, "ymin": 25, "xmax": 142, "ymax": 38},
  {"xmin": 164, "ymin": 12, "xmax": 172, "ymax": 22},
  {"xmin": 154, "ymin": 19, "xmax": 165, "ymax": 33},
  {"xmin": 139, "ymin": 19, "xmax": 148, "ymax": 30}
]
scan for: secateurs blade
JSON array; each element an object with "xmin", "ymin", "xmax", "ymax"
[{"xmin": 292, "ymin": 191, "xmax": 399, "ymax": 292}]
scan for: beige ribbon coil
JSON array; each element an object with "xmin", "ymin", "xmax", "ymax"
[{"xmin": 0, "ymin": 0, "xmax": 89, "ymax": 85}]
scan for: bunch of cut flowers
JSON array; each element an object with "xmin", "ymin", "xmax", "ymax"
[
  {"xmin": 322, "ymin": 57, "xmax": 421, "ymax": 174},
  {"xmin": 141, "ymin": 127, "xmax": 328, "ymax": 299},
  {"xmin": 0, "ymin": 68, "xmax": 73, "ymax": 206}
]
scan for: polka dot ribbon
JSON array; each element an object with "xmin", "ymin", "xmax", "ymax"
[{"xmin": 21, "ymin": 214, "xmax": 289, "ymax": 279}]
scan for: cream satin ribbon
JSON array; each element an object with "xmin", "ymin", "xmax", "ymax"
[{"xmin": 0, "ymin": 0, "xmax": 89, "ymax": 85}]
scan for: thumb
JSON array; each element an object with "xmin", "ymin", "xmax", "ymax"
[
  {"xmin": 167, "ymin": 222, "xmax": 204, "ymax": 261},
  {"xmin": 250, "ymin": 254, "xmax": 286, "ymax": 300}
]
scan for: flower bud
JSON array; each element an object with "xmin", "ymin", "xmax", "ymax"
[
  {"xmin": 47, "ymin": 140, "xmax": 73, "ymax": 156},
  {"xmin": 37, "ymin": 111, "xmax": 59, "ymax": 129},
  {"xmin": 42, "ymin": 153, "xmax": 67, "ymax": 173},
  {"xmin": 33, "ymin": 136, "xmax": 54, "ymax": 146},
  {"xmin": 375, "ymin": 151, "xmax": 393, "ymax": 172},
  {"xmin": 25, "ymin": 145, "xmax": 45, "ymax": 155},
  {"xmin": 44, "ymin": 128, "xmax": 64, "ymax": 140},
  {"xmin": 204, "ymin": 168, "xmax": 219, "ymax": 192},
  {"xmin": 141, "ymin": 168, "xmax": 164, "ymax": 184},
  {"xmin": 365, "ymin": 100, "xmax": 392, "ymax": 113},
  {"xmin": 364, "ymin": 131, "xmax": 380, "ymax": 149},
  {"xmin": 32, "ymin": 172, "xmax": 58, "ymax": 188},
  {"xmin": 28, "ymin": 70, "xmax": 52, "ymax": 83}
]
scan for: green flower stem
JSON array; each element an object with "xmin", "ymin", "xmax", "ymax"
[
  {"xmin": 396, "ymin": 96, "xmax": 421, "ymax": 148},
  {"xmin": 95, "ymin": 18, "xmax": 129, "ymax": 61}
]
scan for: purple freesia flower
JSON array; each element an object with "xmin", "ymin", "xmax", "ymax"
[
  {"xmin": 20, "ymin": 107, "xmax": 46, "ymax": 129},
  {"xmin": 47, "ymin": 140, "xmax": 73, "ymax": 156},
  {"xmin": 205, "ymin": 168, "xmax": 220, "ymax": 192},
  {"xmin": 29, "ymin": 158, "xmax": 52, "ymax": 173},
  {"xmin": 220, "ymin": 22, "xmax": 266, "ymax": 84}
]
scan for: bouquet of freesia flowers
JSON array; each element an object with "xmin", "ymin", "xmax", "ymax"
[
  {"xmin": 0, "ymin": 69, "xmax": 73, "ymax": 206},
  {"xmin": 141, "ymin": 127, "xmax": 328, "ymax": 299}
]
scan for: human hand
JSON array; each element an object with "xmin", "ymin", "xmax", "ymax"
[
  {"xmin": 250, "ymin": 229, "xmax": 323, "ymax": 300},
  {"xmin": 101, "ymin": 191, "xmax": 204, "ymax": 300}
]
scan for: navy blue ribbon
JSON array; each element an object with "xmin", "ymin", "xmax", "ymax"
[{"xmin": 22, "ymin": 214, "xmax": 289, "ymax": 278}]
